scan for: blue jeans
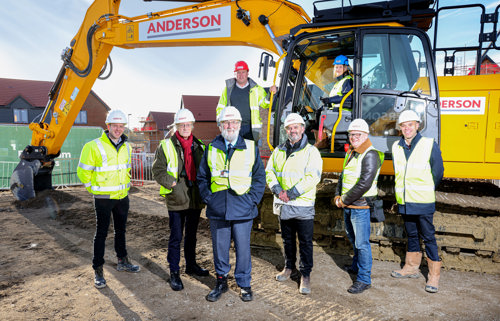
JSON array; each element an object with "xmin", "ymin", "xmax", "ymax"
[
  {"xmin": 167, "ymin": 209, "xmax": 202, "ymax": 272},
  {"xmin": 209, "ymin": 218, "xmax": 253, "ymax": 288},
  {"xmin": 344, "ymin": 208, "xmax": 372, "ymax": 285},
  {"xmin": 92, "ymin": 197, "xmax": 129, "ymax": 269},
  {"xmin": 403, "ymin": 214, "xmax": 439, "ymax": 261},
  {"xmin": 280, "ymin": 218, "xmax": 314, "ymax": 277}
]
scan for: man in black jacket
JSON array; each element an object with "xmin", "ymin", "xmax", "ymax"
[{"xmin": 334, "ymin": 119, "xmax": 383, "ymax": 294}]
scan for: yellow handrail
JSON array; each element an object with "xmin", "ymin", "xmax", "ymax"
[{"xmin": 330, "ymin": 88, "xmax": 353, "ymax": 153}]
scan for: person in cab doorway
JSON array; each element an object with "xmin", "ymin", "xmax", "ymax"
[
  {"xmin": 265, "ymin": 113, "xmax": 322, "ymax": 295},
  {"xmin": 390, "ymin": 110, "xmax": 444, "ymax": 293},
  {"xmin": 197, "ymin": 106, "xmax": 266, "ymax": 302},
  {"xmin": 320, "ymin": 55, "xmax": 353, "ymax": 111},
  {"xmin": 152, "ymin": 108, "xmax": 208, "ymax": 292},
  {"xmin": 334, "ymin": 119, "xmax": 383, "ymax": 294},
  {"xmin": 77, "ymin": 110, "xmax": 140, "ymax": 289},
  {"xmin": 216, "ymin": 60, "xmax": 277, "ymax": 142}
]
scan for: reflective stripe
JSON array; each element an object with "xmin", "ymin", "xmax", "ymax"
[
  {"xmin": 83, "ymin": 182, "xmax": 91, "ymax": 187},
  {"xmin": 94, "ymin": 139, "xmax": 108, "ymax": 166},
  {"xmin": 92, "ymin": 183, "xmax": 130, "ymax": 192},
  {"xmin": 94, "ymin": 163, "xmax": 131, "ymax": 172},
  {"xmin": 78, "ymin": 162, "xmax": 95, "ymax": 171},
  {"xmin": 159, "ymin": 139, "xmax": 179, "ymax": 196}
]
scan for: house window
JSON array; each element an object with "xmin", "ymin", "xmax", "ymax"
[
  {"xmin": 13, "ymin": 109, "xmax": 28, "ymax": 123},
  {"xmin": 75, "ymin": 111, "xmax": 87, "ymax": 124}
]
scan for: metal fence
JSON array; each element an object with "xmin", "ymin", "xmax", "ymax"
[{"xmin": 0, "ymin": 153, "xmax": 157, "ymax": 190}]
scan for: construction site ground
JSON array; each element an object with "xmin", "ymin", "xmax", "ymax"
[{"xmin": 0, "ymin": 183, "xmax": 499, "ymax": 321}]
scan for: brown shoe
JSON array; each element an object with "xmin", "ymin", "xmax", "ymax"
[
  {"xmin": 276, "ymin": 268, "xmax": 293, "ymax": 282},
  {"xmin": 299, "ymin": 276, "xmax": 311, "ymax": 295}
]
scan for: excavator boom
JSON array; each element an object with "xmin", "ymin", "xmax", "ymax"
[{"xmin": 10, "ymin": 0, "xmax": 310, "ymax": 200}]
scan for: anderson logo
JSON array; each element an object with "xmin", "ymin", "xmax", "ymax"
[
  {"xmin": 139, "ymin": 7, "xmax": 230, "ymax": 41},
  {"xmin": 440, "ymin": 97, "xmax": 486, "ymax": 115}
]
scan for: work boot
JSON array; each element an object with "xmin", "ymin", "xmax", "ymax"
[
  {"xmin": 169, "ymin": 271, "xmax": 184, "ymax": 291},
  {"xmin": 347, "ymin": 281, "xmax": 371, "ymax": 294},
  {"xmin": 94, "ymin": 265, "xmax": 106, "ymax": 289},
  {"xmin": 275, "ymin": 268, "xmax": 293, "ymax": 282},
  {"xmin": 299, "ymin": 275, "xmax": 311, "ymax": 295},
  {"xmin": 425, "ymin": 258, "xmax": 442, "ymax": 293},
  {"xmin": 240, "ymin": 287, "xmax": 253, "ymax": 302},
  {"xmin": 391, "ymin": 252, "xmax": 422, "ymax": 278},
  {"xmin": 185, "ymin": 263, "xmax": 209, "ymax": 276},
  {"xmin": 117, "ymin": 256, "xmax": 141, "ymax": 273},
  {"xmin": 206, "ymin": 274, "xmax": 228, "ymax": 302}
]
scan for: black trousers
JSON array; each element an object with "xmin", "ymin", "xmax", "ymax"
[
  {"xmin": 167, "ymin": 209, "xmax": 202, "ymax": 272},
  {"xmin": 280, "ymin": 218, "xmax": 314, "ymax": 277},
  {"xmin": 92, "ymin": 196, "xmax": 129, "ymax": 269}
]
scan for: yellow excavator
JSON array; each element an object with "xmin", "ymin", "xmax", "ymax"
[{"xmin": 9, "ymin": 0, "xmax": 500, "ymax": 272}]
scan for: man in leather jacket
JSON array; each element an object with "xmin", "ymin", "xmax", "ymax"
[{"xmin": 334, "ymin": 119, "xmax": 383, "ymax": 294}]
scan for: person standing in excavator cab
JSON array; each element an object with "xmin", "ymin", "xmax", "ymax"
[
  {"xmin": 320, "ymin": 55, "xmax": 353, "ymax": 110},
  {"xmin": 77, "ymin": 109, "xmax": 140, "ymax": 289},
  {"xmin": 217, "ymin": 60, "xmax": 277, "ymax": 142}
]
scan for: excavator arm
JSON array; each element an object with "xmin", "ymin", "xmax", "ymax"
[{"xmin": 10, "ymin": 0, "xmax": 310, "ymax": 200}]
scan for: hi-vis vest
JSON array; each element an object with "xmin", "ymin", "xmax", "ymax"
[
  {"xmin": 159, "ymin": 139, "xmax": 178, "ymax": 196},
  {"xmin": 392, "ymin": 137, "xmax": 435, "ymax": 205},
  {"xmin": 266, "ymin": 144, "xmax": 322, "ymax": 207},
  {"xmin": 216, "ymin": 80, "xmax": 270, "ymax": 133},
  {"xmin": 341, "ymin": 145, "xmax": 384, "ymax": 197},
  {"xmin": 207, "ymin": 139, "xmax": 255, "ymax": 195},
  {"xmin": 329, "ymin": 75, "xmax": 353, "ymax": 108},
  {"xmin": 77, "ymin": 133, "xmax": 131, "ymax": 199}
]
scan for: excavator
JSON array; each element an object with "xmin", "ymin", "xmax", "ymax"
[{"xmin": 9, "ymin": 0, "xmax": 500, "ymax": 272}]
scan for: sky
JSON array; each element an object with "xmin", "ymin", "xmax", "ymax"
[{"xmin": 1, "ymin": 0, "xmax": 499, "ymax": 129}]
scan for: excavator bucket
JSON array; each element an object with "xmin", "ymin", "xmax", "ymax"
[{"xmin": 10, "ymin": 159, "xmax": 41, "ymax": 201}]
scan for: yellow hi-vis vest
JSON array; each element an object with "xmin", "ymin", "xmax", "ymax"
[
  {"xmin": 341, "ymin": 145, "xmax": 384, "ymax": 197},
  {"xmin": 329, "ymin": 75, "xmax": 353, "ymax": 108},
  {"xmin": 216, "ymin": 83, "xmax": 270, "ymax": 133},
  {"xmin": 77, "ymin": 133, "xmax": 131, "ymax": 199},
  {"xmin": 207, "ymin": 139, "xmax": 255, "ymax": 195},
  {"xmin": 159, "ymin": 139, "xmax": 178, "ymax": 196},
  {"xmin": 392, "ymin": 137, "xmax": 435, "ymax": 205},
  {"xmin": 266, "ymin": 144, "xmax": 322, "ymax": 207}
]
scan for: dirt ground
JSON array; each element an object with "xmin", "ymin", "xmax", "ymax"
[{"xmin": 1, "ymin": 183, "xmax": 499, "ymax": 321}]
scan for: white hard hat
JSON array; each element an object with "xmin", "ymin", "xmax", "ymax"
[
  {"xmin": 105, "ymin": 110, "xmax": 127, "ymax": 124},
  {"xmin": 348, "ymin": 119, "xmax": 369, "ymax": 133},
  {"xmin": 218, "ymin": 106, "xmax": 242, "ymax": 122},
  {"xmin": 398, "ymin": 110, "xmax": 421, "ymax": 124},
  {"xmin": 284, "ymin": 113, "xmax": 305, "ymax": 128},
  {"xmin": 175, "ymin": 108, "xmax": 195, "ymax": 124}
]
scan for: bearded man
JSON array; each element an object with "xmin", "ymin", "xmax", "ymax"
[{"xmin": 197, "ymin": 106, "xmax": 266, "ymax": 303}]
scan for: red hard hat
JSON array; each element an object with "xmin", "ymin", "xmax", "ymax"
[{"xmin": 234, "ymin": 60, "xmax": 249, "ymax": 72}]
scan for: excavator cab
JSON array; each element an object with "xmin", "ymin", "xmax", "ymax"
[{"xmin": 271, "ymin": 0, "xmax": 439, "ymax": 173}]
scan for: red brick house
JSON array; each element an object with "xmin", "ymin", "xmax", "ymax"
[
  {"xmin": 0, "ymin": 78, "xmax": 110, "ymax": 128},
  {"xmin": 180, "ymin": 95, "xmax": 219, "ymax": 145},
  {"xmin": 467, "ymin": 55, "xmax": 500, "ymax": 75}
]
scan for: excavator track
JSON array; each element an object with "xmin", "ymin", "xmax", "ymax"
[{"xmin": 252, "ymin": 177, "xmax": 500, "ymax": 274}]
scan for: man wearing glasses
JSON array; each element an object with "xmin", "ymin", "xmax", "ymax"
[
  {"xmin": 197, "ymin": 106, "xmax": 266, "ymax": 302},
  {"xmin": 334, "ymin": 119, "xmax": 383, "ymax": 294}
]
